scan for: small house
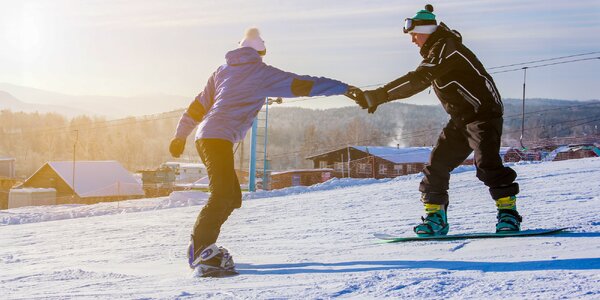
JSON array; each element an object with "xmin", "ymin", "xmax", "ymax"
[
  {"xmin": 139, "ymin": 165, "xmax": 177, "ymax": 197},
  {"xmin": 184, "ymin": 170, "xmax": 249, "ymax": 191},
  {"xmin": 162, "ymin": 162, "xmax": 207, "ymax": 183},
  {"xmin": 551, "ymin": 144, "xmax": 600, "ymax": 161},
  {"xmin": 463, "ymin": 147, "xmax": 524, "ymax": 164},
  {"xmin": 306, "ymin": 146, "xmax": 432, "ymax": 179},
  {"xmin": 270, "ymin": 169, "xmax": 333, "ymax": 190},
  {"xmin": 0, "ymin": 178, "xmax": 20, "ymax": 209},
  {"xmin": 8, "ymin": 188, "xmax": 56, "ymax": 209},
  {"xmin": 19, "ymin": 161, "xmax": 144, "ymax": 205}
]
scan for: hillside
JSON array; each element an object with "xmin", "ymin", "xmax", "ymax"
[
  {"xmin": 1, "ymin": 97, "xmax": 599, "ymax": 177},
  {"xmin": 1, "ymin": 158, "xmax": 599, "ymax": 298},
  {"xmin": 264, "ymin": 99, "xmax": 600, "ymax": 169}
]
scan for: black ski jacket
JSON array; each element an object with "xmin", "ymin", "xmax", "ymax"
[{"xmin": 381, "ymin": 23, "xmax": 503, "ymax": 125}]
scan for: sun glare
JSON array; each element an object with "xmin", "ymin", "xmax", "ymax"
[
  {"xmin": 22, "ymin": 14, "xmax": 44, "ymax": 61},
  {"xmin": 5, "ymin": 4, "xmax": 45, "ymax": 64}
]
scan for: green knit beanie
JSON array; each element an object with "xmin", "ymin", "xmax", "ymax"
[
  {"xmin": 404, "ymin": 4, "xmax": 438, "ymax": 34},
  {"xmin": 413, "ymin": 4, "xmax": 436, "ymax": 21}
]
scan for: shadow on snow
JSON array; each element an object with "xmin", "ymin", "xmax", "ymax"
[{"xmin": 237, "ymin": 257, "xmax": 600, "ymax": 275}]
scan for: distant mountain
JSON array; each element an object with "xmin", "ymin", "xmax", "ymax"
[
  {"xmin": 0, "ymin": 82, "xmax": 597, "ymax": 123},
  {"xmin": 0, "ymin": 91, "xmax": 20, "ymax": 106},
  {"xmin": 0, "ymin": 83, "xmax": 190, "ymax": 118},
  {"xmin": 1, "ymin": 96, "xmax": 598, "ymax": 175},
  {"xmin": 0, "ymin": 90, "xmax": 90, "ymax": 117}
]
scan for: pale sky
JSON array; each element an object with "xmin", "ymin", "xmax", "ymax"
[{"xmin": 1, "ymin": 0, "xmax": 599, "ymax": 108}]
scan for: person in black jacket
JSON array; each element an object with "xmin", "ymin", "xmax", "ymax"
[{"xmin": 357, "ymin": 5, "xmax": 522, "ymax": 236}]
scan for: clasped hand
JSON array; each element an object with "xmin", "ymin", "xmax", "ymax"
[{"xmin": 344, "ymin": 86, "xmax": 388, "ymax": 114}]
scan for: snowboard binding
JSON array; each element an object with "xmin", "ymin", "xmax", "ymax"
[
  {"xmin": 414, "ymin": 203, "xmax": 449, "ymax": 237},
  {"xmin": 495, "ymin": 196, "xmax": 522, "ymax": 233},
  {"xmin": 188, "ymin": 236, "xmax": 238, "ymax": 278}
]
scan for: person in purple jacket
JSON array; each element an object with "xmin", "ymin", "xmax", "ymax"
[{"xmin": 169, "ymin": 28, "xmax": 359, "ymax": 276}]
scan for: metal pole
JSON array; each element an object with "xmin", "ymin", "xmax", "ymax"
[
  {"xmin": 117, "ymin": 181, "xmax": 120, "ymax": 209},
  {"xmin": 340, "ymin": 153, "xmax": 344, "ymax": 177},
  {"xmin": 248, "ymin": 97, "xmax": 281, "ymax": 192},
  {"xmin": 520, "ymin": 67, "xmax": 528, "ymax": 149},
  {"xmin": 372, "ymin": 155, "xmax": 375, "ymax": 179},
  {"xmin": 347, "ymin": 146, "xmax": 351, "ymax": 178},
  {"xmin": 72, "ymin": 130, "xmax": 78, "ymax": 199},
  {"xmin": 262, "ymin": 100, "xmax": 269, "ymax": 190},
  {"xmin": 248, "ymin": 116, "xmax": 258, "ymax": 192}
]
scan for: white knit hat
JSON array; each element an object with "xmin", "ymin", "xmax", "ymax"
[
  {"xmin": 239, "ymin": 28, "xmax": 266, "ymax": 53},
  {"xmin": 410, "ymin": 25, "xmax": 437, "ymax": 34}
]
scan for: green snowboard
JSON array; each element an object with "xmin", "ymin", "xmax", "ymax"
[{"xmin": 374, "ymin": 228, "xmax": 569, "ymax": 243}]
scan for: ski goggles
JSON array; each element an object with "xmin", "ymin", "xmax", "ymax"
[{"xmin": 403, "ymin": 18, "xmax": 437, "ymax": 33}]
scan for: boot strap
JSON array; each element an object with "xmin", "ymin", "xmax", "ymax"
[{"xmin": 498, "ymin": 209, "xmax": 523, "ymax": 223}]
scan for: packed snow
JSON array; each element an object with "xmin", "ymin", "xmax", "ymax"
[
  {"xmin": 0, "ymin": 191, "xmax": 208, "ymax": 226},
  {"xmin": 0, "ymin": 164, "xmax": 482, "ymax": 226},
  {"xmin": 1, "ymin": 158, "xmax": 599, "ymax": 299}
]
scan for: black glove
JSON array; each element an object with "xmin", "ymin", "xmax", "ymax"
[
  {"xmin": 169, "ymin": 138, "xmax": 186, "ymax": 158},
  {"xmin": 344, "ymin": 86, "xmax": 368, "ymax": 109},
  {"xmin": 363, "ymin": 88, "xmax": 389, "ymax": 114}
]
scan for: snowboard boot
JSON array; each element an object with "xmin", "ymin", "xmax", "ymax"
[
  {"xmin": 495, "ymin": 196, "xmax": 522, "ymax": 233},
  {"xmin": 414, "ymin": 203, "xmax": 449, "ymax": 237},
  {"xmin": 188, "ymin": 236, "xmax": 237, "ymax": 277}
]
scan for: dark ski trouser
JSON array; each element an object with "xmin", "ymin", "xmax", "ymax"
[
  {"xmin": 419, "ymin": 117, "xmax": 519, "ymax": 205},
  {"xmin": 192, "ymin": 138, "xmax": 242, "ymax": 249}
]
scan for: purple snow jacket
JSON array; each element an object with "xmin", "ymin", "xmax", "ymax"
[{"xmin": 175, "ymin": 47, "xmax": 349, "ymax": 143}]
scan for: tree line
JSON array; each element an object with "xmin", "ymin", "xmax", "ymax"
[{"xmin": 1, "ymin": 99, "xmax": 599, "ymax": 178}]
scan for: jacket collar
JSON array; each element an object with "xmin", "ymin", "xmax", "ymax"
[
  {"xmin": 226, "ymin": 47, "xmax": 263, "ymax": 66},
  {"xmin": 419, "ymin": 22, "xmax": 462, "ymax": 58}
]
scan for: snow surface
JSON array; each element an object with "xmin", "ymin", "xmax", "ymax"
[
  {"xmin": 1, "ymin": 158, "xmax": 599, "ymax": 299},
  {"xmin": 0, "ymin": 191, "xmax": 208, "ymax": 226}
]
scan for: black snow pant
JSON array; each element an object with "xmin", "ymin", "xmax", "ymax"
[
  {"xmin": 192, "ymin": 138, "xmax": 242, "ymax": 249},
  {"xmin": 419, "ymin": 117, "xmax": 519, "ymax": 205}
]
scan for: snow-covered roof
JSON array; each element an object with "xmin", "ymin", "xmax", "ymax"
[
  {"xmin": 163, "ymin": 162, "xmax": 205, "ymax": 169},
  {"xmin": 351, "ymin": 146, "xmax": 432, "ymax": 164},
  {"xmin": 47, "ymin": 161, "xmax": 144, "ymax": 198},
  {"xmin": 466, "ymin": 147, "xmax": 514, "ymax": 160},
  {"xmin": 308, "ymin": 146, "xmax": 521, "ymax": 164},
  {"xmin": 554, "ymin": 145, "xmax": 573, "ymax": 153},
  {"xmin": 556, "ymin": 144, "xmax": 599, "ymax": 153},
  {"xmin": 192, "ymin": 176, "xmax": 210, "ymax": 185},
  {"xmin": 185, "ymin": 176, "xmax": 249, "ymax": 190},
  {"xmin": 271, "ymin": 168, "xmax": 334, "ymax": 176}
]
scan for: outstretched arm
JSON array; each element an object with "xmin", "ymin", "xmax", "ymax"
[
  {"xmin": 364, "ymin": 39, "xmax": 461, "ymax": 113},
  {"xmin": 170, "ymin": 73, "xmax": 215, "ymax": 157},
  {"xmin": 259, "ymin": 65, "xmax": 349, "ymax": 98}
]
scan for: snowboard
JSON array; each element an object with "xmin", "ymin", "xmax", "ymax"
[
  {"xmin": 374, "ymin": 227, "xmax": 569, "ymax": 243},
  {"xmin": 199, "ymin": 268, "xmax": 239, "ymax": 278}
]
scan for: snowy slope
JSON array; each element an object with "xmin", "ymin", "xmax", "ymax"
[{"xmin": 1, "ymin": 158, "xmax": 599, "ymax": 299}]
